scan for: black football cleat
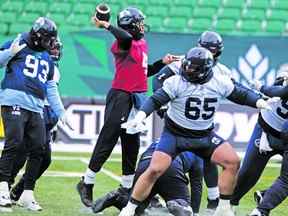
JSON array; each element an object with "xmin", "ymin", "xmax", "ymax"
[
  {"xmin": 254, "ymin": 190, "xmax": 266, "ymax": 205},
  {"xmin": 92, "ymin": 185, "xmax": 130, "ymax": 213},
  {"xmin": 76, "ymin": 177, "xmax": 93, "ymax": 207},
  {"xmin": 207, "ymin": 198, "xmax": 219, "ymax": 210}
]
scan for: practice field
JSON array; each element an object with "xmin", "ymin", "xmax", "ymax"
[{"xmin": 5, "ymin": 152, "xmax": 287, "ymax": 216}]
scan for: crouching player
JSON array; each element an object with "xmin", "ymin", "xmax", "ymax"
[
  {"xmin": 92, "ymin": 141, "xmax": 204, "ymax": 216},
  {"xmin": 119, "ymin": 47, "xmax": 274, "ymax": 216},
  {"xmin": 9, "ymin": 38, "xmax": 63, "ymax": 210}
]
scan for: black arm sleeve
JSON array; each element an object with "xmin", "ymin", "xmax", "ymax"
[
  {"xmin": 152, "ymin": 66, "xmax": 175, "ymax": 92},
  {"xmin": 203, "ymin": 160, "xmax": 218, "ymax": 188},
  {"xmin": 188, "ymin": 166, "xmax": 203, "ymax": 214},
  {"xmin": 227, "ymin": 81, "xmax": 261, "ymax": 108},
  {"xmin": 147, "ymin": 59, "xmax": 166, "ymax": 77},
  {"xmin": 140, "ymin": 88, "xmax": 171, "ymax": 115},
  {"xmin": 260, "ymin": 85, "xmax": 288, "ymax": 100},
  {"xmin": 107, "ymin": 25, "xmax": 132, "ymax": 50}
]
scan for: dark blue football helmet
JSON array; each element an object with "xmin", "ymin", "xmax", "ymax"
[
  {"xmin": 117, "ymin": 7, "xmax": 145, "ymax": 40},
  {"xmin": 198, "ymin": 31, "xmax": 223, "ymax": 63},
  {"xmin": 48, "ymin": 37, "xmax": 63, "ymax": 62},
  {"xmin": 181, "ymin": 47, "xmax": 214, "ymax": 84},
  {"xmin": 29, "ymin": 17, "xmax": 57, "ymax": 51}
]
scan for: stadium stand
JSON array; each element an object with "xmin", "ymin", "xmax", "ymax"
[{"xmin": 0, "ymin": 0, "xmax": 287, "ymax": 35}]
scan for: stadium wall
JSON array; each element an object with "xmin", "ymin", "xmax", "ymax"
[{"xmin": 1, "ymin": 31, "xmax": 288, "ymax": 152}]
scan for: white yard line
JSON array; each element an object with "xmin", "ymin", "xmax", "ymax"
[
  {"xmin": 80, "ymin": 158, "xmax": 121, "ymax": 182},
  {"xmin": 52, "ymin": 156, "xmax": 121, "ymax": 162}
]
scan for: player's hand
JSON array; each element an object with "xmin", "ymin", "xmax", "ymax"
[
  {"xmin": 121, "ymin": 111, "xmax": 147, "ymax": 134},
  {"xmin": 162, "ymin": 54, "xmax": 181, "ymax": 64},
  {"xmin": 9, "ymin": 34, "xmax": 26, "ymax": 56},
  {"xmin": 256, "ymin": 97, "xmax": 280, "ymax": 110},
  {"xmin": 91, "ymin": 16, "xmax": 110, "ymax": 29},
  {"xmin": 59, "ymin": 112, "xmax": 74, "ymax": 131},
  {"xmin": 249, "ymin": 79, "xmax": 263, "ymax": 91}
]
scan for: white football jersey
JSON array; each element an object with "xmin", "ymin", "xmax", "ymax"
[
  {"xmin": 163, "ymin": 73, "xmax": 234, "ymax": 130},
  {"xmin": 213, "ymin": 62, "xmax": 233, "ymax": 79},
  {"xmin": 261, "ymin": 99, "xmax": 288, "ymax": 131}
]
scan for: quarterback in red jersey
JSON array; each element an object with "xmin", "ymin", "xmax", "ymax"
[{"xmin": 76, "ymin": 6, "xmax": 178, "ymax": 207}]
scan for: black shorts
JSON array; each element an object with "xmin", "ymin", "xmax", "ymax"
[{"xmin": 134, "ymin": 159, "xmax": 190, "ymax": 204}]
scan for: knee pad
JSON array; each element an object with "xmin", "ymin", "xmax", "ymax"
[{"xmin": 166, "ymin": 199, "xmax": 193, "ymax": 216}]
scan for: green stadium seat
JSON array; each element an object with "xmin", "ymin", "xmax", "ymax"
[
  {"xmin": 240, "ymin": 19, "xmax": 262, "ymax": 32},
  {"xmin": 193, "ymin": 7, "xmax": 217, "ymax": 19},
  {"xmin": 198, "ymin": 0, "xmax": 222, "ymax": 8},
  {"xmin": 215, "ymin": 18, "xmax": 236, "ymax": 32},
  {"xmin": 265, "ymin": 20, "xmax": 285, "ymax": 32},
  {"xmin": 217, "ymin": 8, "xmax": 241, "ymax": 20},
  {"xmin": 109, "ymin": 4, "xmax": 121, "ymax": 15},
  {"xmin": 242, "ymin": 9, "xmax": 266, "ymax": 20},
  {"xmin": 146, "ymin": 6, "xmax": 168, "ymax": 17},
  {"xmin": 248, "ymin": 0, "xmax": 271, "ymax": 9},
  {"xmin": 273, "ymin": 0, "xmax": 288, "ymax": 10},
  {"xmin": 0, "ymin": 23, "xmax": 8, "ymax": 35},
  {"xmin": 0, "ymin": 12, "xmax": 17, "ymax": 24},
  {"xmin": 46, "ymin": 13, "xmax": 66, "ymax": 26},
  {"xmin": 18, "ymin": 13, "xmax": 40, "ymax": 24},
  {"xmin": 49, "ymin": 2, "xmax": 71, "ymax": 15},
  {"xmin": 268, "ymin": 9, "xmax": 288, "ymax": 22},
  {"xmin": 9, "ymin": 23, "xmax": 31, "ymax": 35},
  {"xmin": 173, "ymin": 0, "xmax": 197, "ymax": 7},
  {"xmin": 189, "ymin": 18, "xmax": 212, "ymax": 32},
  {"xmin": 146, "ymin": 16, "xmax": 163, "ymax": 31},
  {"xmin": 67, "ymin": 14, "xmax": 90, "ymax": 27},
  {"xmin": 163, "ymin": 17, "xmax": 186, "ymax": 32},
  {"xmin": 24, "ymin": 1, "xmax": 47, "ymax": 14},
  {"xmin": 169, "ymin": 7, "xmax": 192, "ymax": 18},
  {"xmin": 223, "ymin": 0, "xmax": 245, "ymax": 8},
  {"xmin": 73, "ymin": 3, "xmax": 94, "ymax": 15},
  {"xmin": 1, "ymin": 1, "xmax": 23, "ymax": 13},
  {"xmin": 149, "ymin": 0, "xmax": 173, "ymax": 6}
]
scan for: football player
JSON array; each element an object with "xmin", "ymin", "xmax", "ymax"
[
  {"xmin": 92, "ymin": 141, "xmax": 204, "ymax": 216},
  {"xmin": 119, "ymin": 47, "xmax": 273, "ymax": 216},
  {"xmin": 230, "ymin": 75, "xmax": 288, "ymax": 216},
  {"xmin": 9, "ymin": 37, "xmax": 63, "ymax": 210},
  {"xmin": 76, "ymin": 6, "xmax": 178, "ymax": 208},
  {"xmin": 0, "ymin": 17, "xmax": 65, "ymax": 212}
]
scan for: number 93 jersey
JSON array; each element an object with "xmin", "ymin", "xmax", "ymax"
[
  {"xmin": 1, "ymin": 33, "xmax": 55, "ymax": 100},
  {"xmin": 163, "ymin": 72, "xmax": 234, "ymax": 130},
  {"xmin": 261, "ymin": 98, "xmax": 288, "ymax": 132}
]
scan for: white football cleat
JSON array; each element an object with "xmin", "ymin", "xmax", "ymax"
[
  {"xmin": 203, "ymin": 208, "xmax": 216, "ymax": 216},
  {"xmin": 18, "ymin": 190, "xmax": 42, "ymax": 211},
  {"xmin": 249, "ymin": 208, "xmax": 263, "ymax": 216},
  {"xmin": 0, "ymin": 182, "xmax": 12, "ymax": 212}
]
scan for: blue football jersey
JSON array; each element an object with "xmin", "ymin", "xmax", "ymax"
[{"xmin": 1, "ymin": 33, "xmax": 55, "ymax": 100}]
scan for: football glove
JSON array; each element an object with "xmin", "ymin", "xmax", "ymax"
[
  {"xmin": 256, "ymin": 97, "xmax": 280, "ymax": 111},
  {"xmin": 9, "ymin": 34, "xmax": 26, "ymax": 56},
  {"xmin": 121, "ymin": 111, "xmax": 147, "ymax": 134}
]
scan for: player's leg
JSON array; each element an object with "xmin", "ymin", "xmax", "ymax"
[
  {"xmin": 250, "ymin": 150, "xmax": 288, "ymax": 216},
  {"xmin": 0, "ymin": 106, "xmax": 26, "ymax": 212},
  {"xmin": 120, "ymin": 130, "xmax": 140, "ymax": 189},
  {"xmin": 210, "ymin": 141, "xmax": 240, "ymax": 216},
  {"xmin": 203, "ymin": 160, "xmax": 219, "ymax": 213},
  {"xmin": 78, "ymin": 89, "xmax": 132, "ymax": 207},
  {"xmin": 120, "ymin": 151, "xmax": 173, "ymax": 216},
  {"xmin": 230, "ymin": 123, "xmax": 276, "ymax": 207},
  {"xmin": 17, "ymin": 111, "xmax": 45, "ymax": 211},
  {"xmin": 188, "ymin": 156, "xmax": 203, "ymax": 215}
]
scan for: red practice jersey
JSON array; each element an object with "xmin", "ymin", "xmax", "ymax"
[{"xmin": 111, "ymin": 39, "xmax": 148, "ymax": 93}]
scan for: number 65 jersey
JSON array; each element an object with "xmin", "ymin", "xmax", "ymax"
[
  {"xmin": 163, "ymin": 73, "xmax": 234, "ymax": 131},
  {"xmin": 1, "ymin": 33, "xmax": 55, "ymax": 101}
]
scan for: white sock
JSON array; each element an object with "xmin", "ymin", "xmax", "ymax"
[
  {"xmin": 0, "ymin": 181, "xmax": 9, "ymax": 193},
  {"xmin": 22, "ymin": 190, "xmax": 34, "ymax": 201},
  {"xmin": 84, "ymin": 168, "xmax": 96, "ymax": 185},
  {"xmin": 125, "ymin": 201, "xmax": 137, "ymax": 212},
  {"xmin": 207, "ymin": 187, "xmax": 220, "ymax": 200},
  {"xmin": 121, "ymin": 174, "xmax": 134, "ymax": 188},
  {"xmin": 218, "ymin": 199, "xmax": 231, "ymax": 208}
]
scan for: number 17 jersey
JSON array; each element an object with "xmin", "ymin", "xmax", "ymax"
[{"xmin": 163, "ymin": 72, "xmax": 234, "ymax": 131}]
